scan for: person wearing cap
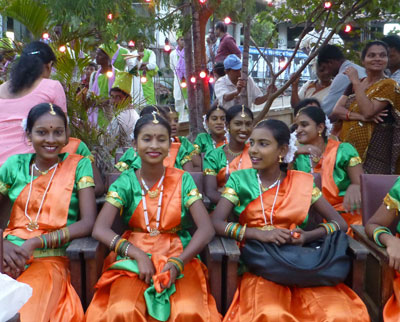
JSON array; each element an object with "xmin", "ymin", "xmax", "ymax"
[
  {"xmin": 107, "ymin": 71, "xmax": 139, "ymax": 146},
  {"xmin": 214, "ymin": 54, "xmax": 274, "ymax": 109},
  {"xmin": 88, "ymin": 44, "xmax": 117, "ymax": 99},
  {"xmin": 125, "ymin": 41, "xmax": 158, "ymax": 106}
]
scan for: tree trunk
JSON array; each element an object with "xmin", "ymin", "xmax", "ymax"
[
  {"xmin": 241, "ymin": 16, "xmax": 251, "ymax": 107},
  {"xmin": 183, "ymin": 3, "xmax": 197, "ymax": 139},
  {"xmin": 192, "ymin": 5, "xmax": 203, "ymax": 137}
]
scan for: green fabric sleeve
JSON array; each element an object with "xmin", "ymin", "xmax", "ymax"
[
  {"xmin": 106, "ymin": 169, "xmax": 141, "ymax": 226},
  {"xmin": 181, "ymin": 172, "xmax": 202, "ymax": 209},
  {"xmin": 386, "ymin": 177, "xmax": 400, "ymax": 212},
  {"xmin": 115, "ymin": 148, "xmax": 142, "ymax": 172},
  {"xmin": 194, "ymin": 133, "xmax": 213, "ymax": 155},
  {"xmin": 176, "ymin": 137, "xmax": 195, "ymax": 168},
  {"xmin": 334, "ymin": 143, "xmax": 360, "ymax": 197},
  {"xmin": 75, "ymin": 157, "xmax": 95, "ymax": 190},
  {"xmin": 76, "ymin": 141, "xmax": 93, "ymax": 157},
  {"xmin": 113, "ymin": 47, "xmax": 129, "ymax": 71},
  {"xmin": 0, "ymin": 154, "xmax": 19, "ymax": 195},
  {"xmin": 203, "ymin": 146, "xmax": 226, "ymax": 175},
  {"xmin": 293, "ymin": 154, "xmax": 311, "ymax": 173}
]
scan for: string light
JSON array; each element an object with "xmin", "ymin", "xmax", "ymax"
[
  {"xmin": 344, "ymin": 24, "xmax": 352, "ymax": 33},
  {"xmin": 209, "ymin": 76, "xmax": 215, "ymax": 83},
  {"xmin": 324, "ymin": 1, "xmax": 332, "ymax": 9},
  {"xmin": 106, "ymin": 71, "xmax": 114, "ymax": 78},
  {"xmin": 190, "ymin": 76, "xmax": 196, "ymax": 84},
  {"xmin": 164, "ymin": 38, "xmax": 171, "ymax": 52},
  {"xmin": 42, "ymin": 32, "xmax": 50, "ymax": 40},
  {"xmin": 128, "ymin": 40, "xmax": 135, "ymax": 47},
  {"xmin": 224, "ymin": 17, "xmax": 232, "ymax": 24},
  {"xmin": 59, "ymin": 45, "xmax": 66, "ymax": 53},
  {"xmin": 180, "ymin": 78, "xmax": 187, "ymax": 88},
  {"xmin": 199, "ymin": 0, "xmax": 207, "ymax": 3},
  {"xmin": 107, "ymin": 13, "xmax": 113, "ymax": 20},
  {"xmin": 199, "ymin": 71, "xmax": 207, "ymax": 79}
]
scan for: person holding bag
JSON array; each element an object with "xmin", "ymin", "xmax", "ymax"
[{"xmin": 212, "ymin": 119, "xmax": 369, "ymax": 321}]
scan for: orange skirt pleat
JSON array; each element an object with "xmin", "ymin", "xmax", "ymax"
[
  {"xmin": 17, "ymin": 256, "xmax": 84, "ymax": 322},
  {"xmin": 223, "ymin": 272, "xmax": 370, "ymax": 322},
  {"xmin": 383, "ymin": 275, "xmax": 400, "ymax": 322},
  {"xmin": 85, "ymin": 258, "xmax": 221, "ymax": 322}
]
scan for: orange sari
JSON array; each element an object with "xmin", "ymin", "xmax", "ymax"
[
  {"xmin": 85, "ymin": 168, "xmax": 220, "ymax": 321},
  {"xmin": 5, "ymin": 154, "xmax": 84, "ymax": 322},
  {"xmin": 223, "ymin": 171, "xmax": 369, "ymax": 322}
]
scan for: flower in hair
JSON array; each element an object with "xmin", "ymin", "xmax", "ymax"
[
  {"xmin": 284, "ymin": 131, "xmax": 298, "ymax": 163},
  {"xmin": 203, "ymin": 114, "xmax": 209, "ymax": 133},
  {"xmin": 21, "ymin": 118, "xmax": 28, "ymax": 131},
  {"xmin": 325, "ymin": 116, "xmax": 333, "ymax": 138}
]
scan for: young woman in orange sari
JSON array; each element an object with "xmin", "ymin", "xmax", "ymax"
[
  {"xmin": 85, "ymin": 113, "xmax": 220, "ymax": 321},
  {"xmin": 203, "ymin": 105, "xmax": 253, "ymax": 205},
  {"xmin": 212, "ymin": 119, "xmax": 369, "ymax": 322},
  {"xmin": 365, "ymin": 177, "xmax": 400, "ymax": 322},
  {"xmin": 0, "ymin": 103, "xmax": 96, "ymax": 322},
  {"xmin": 294, "ymin": 106, "xmax": 364, "ymax": 229}
]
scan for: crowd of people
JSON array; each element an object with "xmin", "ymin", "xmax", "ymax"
[{"xmin": 1, "ymin": 23, "xmax": 400, "ymax": 321}]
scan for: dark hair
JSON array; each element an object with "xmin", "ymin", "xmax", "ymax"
[
  {"xmin": 361, "ymin": 40, "xmax": 388, "ymax": 60},
  {"xmin": 215, "ymin": 21, "xmax": 227, "ymax": 33},
  {"xmin": 255, "ymin": 119, "xmax": 291, "ymax": 170},
  {"xmin": 206, "ymin": 106, "xmax": 227, "ymax": 120},
  {"xmin": 88, "ymin": 62, "xmax": 97, "ymax": 68},
  {"xmin": 293, "ymin": 98, "xmax": 321, "ymax": 116},
  {"xmin": 26, "ymin": 103, "xmax": 67, "ymax": 134},
  {"xmin": 158, "ymin": 105, "xmax": 177, "ymax": 116},
  {"xmin": 133, "ymin": 113, "xmax": 171, "ymax": 140},
  {"xmin": 382, "ymin": 34, "xmax": 400, "ymax": 52},
  {"xmin": 297, "ymin": 105, "xmax": 327, "ymax": 139},
  {"xmin": 140, "ymin": 105, "xmax": 169, "ymax": 120},
  {"xmin": 10, "ymin": 41, "xmax": 56, "ymax": 94},
  {"xmin": 213, "ymin": 62, "xmax": 226, "ymax": 78},
  {"xmin": 226, "ymin": 105, "xmax": 254, "ymax": 124},
  {"xmin": 317, "ymin": 45, "xmax": 345, "ymax": 65}
]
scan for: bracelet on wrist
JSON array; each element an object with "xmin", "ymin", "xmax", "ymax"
[{"xmin": 373, "ymin": 226, "xmax": 393, "ymax": 248}]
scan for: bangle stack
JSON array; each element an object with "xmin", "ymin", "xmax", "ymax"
[
  {"xmin": 112, "ymin": 237, "xmax": 132, "ymax": 258},
  {"xmin": 167, "ymin": 257, "xmax": 184, "ymax": 275},
  {"xmin": 319, "ymin": 221, "xmax": 340, "ymax": 235},
  {"xmin": 225, "ymin": 222, "xmax": 247, "ymax": 242},
  {"xmin": 38, "ymin": 227, "xmax": 71, "ymax": 249},
  {"xmin": 373, "ymin": 226, "xmax": 393, "ymax": 248}
]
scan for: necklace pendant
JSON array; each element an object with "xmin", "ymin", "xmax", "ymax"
[
  {"xmin": 148, "ymin": 189, "xmax": 159, "ymax": 198},
  {"xmin": 149, "ymin": 228, "xmax": 160, "ymax": 237},
  {"xmin": 26, "ymin": 221, "xmax": 39, "ymax": 231}
]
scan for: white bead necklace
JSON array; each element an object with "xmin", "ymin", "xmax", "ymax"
[
  {"xmin": 257, "ymin": 172, "xmax": 281, "ymax": 226},
  {"xmin": 25, "ymin": 162, "xmax": 58, "ymax": 231},
  {"xmin": 140, "ymin": 171, "xmax": 165, "ymax": 236}
]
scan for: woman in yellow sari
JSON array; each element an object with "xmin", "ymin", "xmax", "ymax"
[{"xmin": 331, "ymin": 40, "xmax": 400, "ymax": 174}]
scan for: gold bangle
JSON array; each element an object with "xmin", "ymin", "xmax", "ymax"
[
  {"xmin": 62, "ymin": 227, "xmax": 70, "ymax": 243},
  {"xmin": 238, "ymin": 224, "xmax": 247, "ymax": 241}
]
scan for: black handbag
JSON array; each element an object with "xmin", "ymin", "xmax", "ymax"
[{"xmin": 240, "ymin": 230, "xmax": 351, "ymax": 287}]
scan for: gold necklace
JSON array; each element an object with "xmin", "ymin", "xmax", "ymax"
[{"xmin": 227, "ymin": 146, "xmax": 242, "ymax": 157}]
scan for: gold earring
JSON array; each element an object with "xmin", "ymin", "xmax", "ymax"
[
  {"xmin": 279, "ymin": 155, "xmax": 283, "ymax": 163},
  {"xmin": 318, "ymin": 131, "xmax": 322, "ymax": 137}
]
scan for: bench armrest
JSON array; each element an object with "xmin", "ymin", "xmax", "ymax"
[{"xmin": 352, "ymin": 224, "xmax": 388, "ymax": 260}]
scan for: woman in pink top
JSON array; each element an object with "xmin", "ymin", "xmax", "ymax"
[{"xmin": 0, "ymin": 41, "xmax": 66, "ymax": 166}]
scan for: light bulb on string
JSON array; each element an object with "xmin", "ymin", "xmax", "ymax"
[
  {"xmin": 208, "ymin": 76, "xmax": 215, "ymax": 83},
  {"xmin": 180, "ymin": 78, "xmax": 187, "ymax": 88},
  {"xmin": 128, "ymin": 40, "xmax": 135, "ymax": 47},
  {"xmin": 224, "ymin": 17, "xmax": 231, "ymax": 24},
  {"xmin": 324, "ymin": 1, "xmax": 332, "ymax": 9},
  {"xmin": 199, "ymin": 71, "xmax": 207, "ymax": 79},
  {"xmin": 344, "ymin": 24, "xmax": 352, "ymax": 33},
  {"xmin": 190, "ymin": 76, "xmax": 197, "ymax": 84},
  {"xmin": 42, "ymin": 32, "xmax": 50, "ymax": 40},
  {"xmin": 199, "ymin": 0, "xmax": 207, "ymax": 3},
  {"xmin": 59, "ymin": 45, "xmax": 66, "ymax": 53},
  {"xmin": 106, "ymin": 71, "xmax": 114, "ymax": 78},
  {"xmin": 107, "ymin": 13, "xmax": 113, "ymax": 20}
]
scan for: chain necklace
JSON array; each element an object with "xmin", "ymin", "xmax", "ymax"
[
  {"xmin": 33, "ymin": 162, "xmax": 58, "ymax": 175},
  {"xmin": 140, "ymin": 171, "xmax": 165, "ymax": 236},
  {"xmin": 257, "ymin": 172, "xmax": 281, "ymax": 226},
  {"xmin": 140, "ymin": 169, "xmax": 165, "ymax": 198},
  {"xmin": 25, "ymin": 162, "xmax": 58, "ymax": 231},
  {"xmin": 227, "ymin": 146, "xmax": 242, "ymax": 157}
]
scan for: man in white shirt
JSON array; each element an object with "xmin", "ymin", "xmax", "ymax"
[
  {"xmin": 382, "ymin": 35, "xmax": 400, "ymax": 84},
  {"xmin": 214, "ymin": 54, "xmax": 274, "ymax": 109},
  {"xmin": 317, "ymin": 45, "xmax": 366, "ymax": 116}
]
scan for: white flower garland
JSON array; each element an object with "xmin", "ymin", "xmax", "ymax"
[
  {"xmin": 203, "ymin": 114, "xmax": 208, "ymax": 133},
  {"xmin": 284, "ymin": 131, "xmax": 298, "ymax": 163}
]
